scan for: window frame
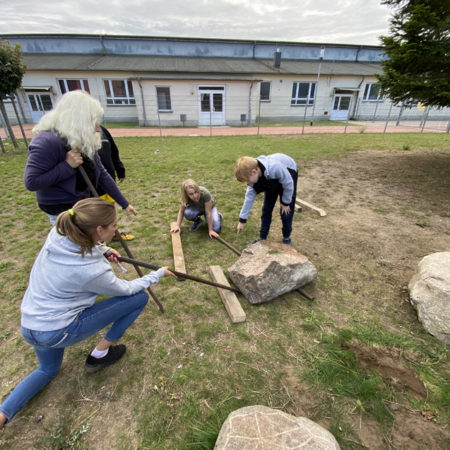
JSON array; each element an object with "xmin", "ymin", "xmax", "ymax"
[
  {"xmin": 156, "ymin": 86, "xmax": 172, "ymax": 112},
  {"xmin": 362, "ymin": 83, "xmax": 382, "ymax": 102},
  {"xmin": 58, "ymin": 79, "xmax": 90, "ymax": 94},
  {"xmin": 260, "ymin": 81, "xmax": 271, "ymax": 102},
  {"xmin": 103, "ymin": 79, "xmax": 135, "ymax": 106},
  {"xmin": 291, "ymin": 82, "xmax": 316, "ymax": 106}
]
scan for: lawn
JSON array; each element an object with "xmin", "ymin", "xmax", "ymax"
[{"xmin": 0, "ymin": 133, "xmax": 449, "ymax": 449}]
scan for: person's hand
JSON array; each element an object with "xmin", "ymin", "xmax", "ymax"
[
  {"xmin": 125, "ymin": 205, "xmax": 137, "ymax": 216},
  {"xmin": 161, "ymin": 266, "xmax": 176, "ymax": 278},
  {"xmin": 170, "ymin": 224, "xmax": 180, "ymax": 233},
  {"xmin": 280, "ymin": 204, "xmax": 291, "ymax": 215},
  {"xmin": 106, "ymin": 248, "xmax": 121, "ymax": 262},
  {"xmin": 65, "ymin": 149, "xmax": 83, "ymax": 168},
  {"xmin": 118, "ymin": 177, "xmax": 125, "ymax": 183},
  {"xmin": 237, "ymin": 222, "xmax": 244, "ymax": 234},
  {"xmin": 209, "ymin": 230, "xmax": 219, "ymax": 239}
]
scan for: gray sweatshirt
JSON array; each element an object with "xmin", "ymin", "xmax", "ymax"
[
  {"xmin": 21, "ymin": 227, "xmax": 164, "ymax": 331},
  {"xmin": 239, "ymin": 153, "xmax": 297, "ymax": 220}
]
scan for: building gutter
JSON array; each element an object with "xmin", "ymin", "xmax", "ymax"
[{"xmin": 137, "ymin": 78, "xmax": 147, "ymax": 125}]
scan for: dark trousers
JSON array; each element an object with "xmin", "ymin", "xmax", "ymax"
[{"xmin": 260, "ymin": 169, "xmax": 298, "ymax": 240}]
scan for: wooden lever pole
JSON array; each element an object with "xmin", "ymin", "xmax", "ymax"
[{"xmin": 78, "ymin": 165, "xmax": 164, "ymax": 312}]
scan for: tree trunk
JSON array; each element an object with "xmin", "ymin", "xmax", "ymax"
[{"xmin": 0, "ymin": 99, "xmax": 18, "ymax": 149}]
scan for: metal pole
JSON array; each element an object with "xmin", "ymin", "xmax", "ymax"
[
  {"xmin": 257, "ymin": 95, "xmax": 261, "ymax": 136},
  {"xmin": 8, "ymin": 95, "xmax": 28, "ymax": 147},
  {"xmin": 420, "ymin": 106, "xmax": 430, "ymax": 133},
  {"xmin": 77, "ymin": 165, "xmax": 165, "ymax": 312},
  {"xmin": 446, "ymin": 119, "xmax": 450, "ymax": 133},
  {"xmin": 117, "ymin": 256, "xmax": 241, "ymax": 294},
  {"xmin": 157, "ymin": 110, "xmax": 162, "ymax": 137},
  {"xmin": 0, "ymin": 137, "xmax": 5, "ymax": 153},
  {"xmin": 209, "ymin": 102, "xmax": 212, "ymax": 137},
  {"xmin": 384, "ymin": 103, "xmax": 393, "ymax": 133},
  {"xmin": 302, "ymin": 105, "xmax": 308, "ymax": 135},
  {"xmin": 310, "ymin": 46, "xmax": 324, "ymax": 126},
  {"xmin": 344, "ymin": 97, "xmax": 352, "ymax": 134},
  {"xmin": 396, "ymin": 103, "xmax": 404, "ymax": 126}
]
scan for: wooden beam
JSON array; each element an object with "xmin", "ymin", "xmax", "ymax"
[
  {"xmin": 295, "ymin": 199, "xmax": 327, "ymax": 217},
  {"xmin": 170, "ymin": 222, "xmax": 186, "ymax": 274},
  {"xmin": 208, "ymin": 265, "xmax": 246, "ymax": 323}
]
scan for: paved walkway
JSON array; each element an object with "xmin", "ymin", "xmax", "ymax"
[{"xmin": 1, "ymin": 121, "xmax": 447, "ymax": 140}]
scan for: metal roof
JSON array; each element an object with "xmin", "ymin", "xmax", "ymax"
[{"xmin": 22, "ymin": 54, "xmax": 382, "ymax": 77}]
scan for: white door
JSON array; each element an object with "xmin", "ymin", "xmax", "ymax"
[
  {"xmin": 330, "ymin": 95, "xmax": 352, "ymax": 121},
  {"xmin": 27, "ymin": 93, "xmax": 54, "ymax": 122},
  {"xmin": 198, "ymin": 87, "xmax": 225, "ymax": 126}
]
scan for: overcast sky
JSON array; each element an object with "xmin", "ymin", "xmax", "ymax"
[{"xmin": 0, "ymin": 0, "xmax": 393, "ymax": 46}]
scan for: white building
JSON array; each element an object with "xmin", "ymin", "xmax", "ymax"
[{"xmin": 1, "ymin": 34, "xmax": 448, "ymax": 126}]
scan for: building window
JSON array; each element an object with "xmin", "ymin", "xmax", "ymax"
[
  {"xmin": 363, "ymin": 83, "xmax": 382, "ymax": 101},
  {"xmin": 291, "ymin": 82, "xmax": 315, "ymax": 105},
  {"xmin": 156, "ymin": 87, "xmax": 172, "ymax": 111},
  {"xmin": 104, "ymin": 80, "xmax": 135, "ymax": 105},
  {"xmin": 58, "ymin": 79, "xmax": 90, "ymax": 94},
  {"xmin": 260, "ymin": 82, "xmax": 271, "ymax": 101}
]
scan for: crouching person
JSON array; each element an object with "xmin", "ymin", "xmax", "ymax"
[{"xmin": 0, "ymin": 198, "xmax": 173, "ymax": 427}]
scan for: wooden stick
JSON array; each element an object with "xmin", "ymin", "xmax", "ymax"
[
  {"xmin": 295, "ymin": 198, "xmax": 326, "ymax": 217},
  {"xmin": 213, "ymin": 235, "xmax": 242, "ymax": 256},
  {"xmin": 208, "ymin": 265, "xmax": 246, "ymax": 323},
  {"xmin": 170, "ymin": 222, "xmax": 187, "ymax": 274},
  {"xmin": 117, "ymin": 256, "xmax": 242, "ymax": 294},
  {"xmin": 297, "ymin": 288, "xmax": 315, "ymax": 301},
  {"xmin": 78, "ymin": 165, "xmax": 164, "ymax": 312}
]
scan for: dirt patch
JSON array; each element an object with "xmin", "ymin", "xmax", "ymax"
[{"xmin": 342, "ymin": 342, "xmax": 427, "ymax": 398}]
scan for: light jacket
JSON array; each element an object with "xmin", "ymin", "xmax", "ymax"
[{"xmin": 21, "ymin": 227, "xmax": 164, "ymax": 331}]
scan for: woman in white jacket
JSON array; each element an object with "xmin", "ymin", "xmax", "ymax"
[{"xmin": 0, "ymin": 198, "xmax": 173, "ymax": 426}]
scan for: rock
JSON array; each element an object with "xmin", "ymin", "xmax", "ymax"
[
  {"xmin": 228, "ymin": 241, "xmax": 317, "ymax": 304},
  {"xmin": 408, "ymin": 252, "xmax": 450, "ymax": 344},
  {"xmin": 214, "ymin": 405, "xmax": 340, "ymax": 449}
]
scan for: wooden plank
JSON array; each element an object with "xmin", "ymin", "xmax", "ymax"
[
  {"xmin": 208, "ymin": 265, "xmax": 246, "ymax": 323},
  {"xmin": 295, "ymin": 198, "xmax": 327, "ymax": 217},
  {"xmin": 170, "ymin": 222, "xmax": 186, "ymax": 274}
]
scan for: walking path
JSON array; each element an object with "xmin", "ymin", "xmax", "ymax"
[{"xmin": 1, "ymin": 120, "xmax": 447, "ymax": 140}]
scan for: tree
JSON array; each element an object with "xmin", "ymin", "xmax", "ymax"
[
  {"xmin": 378, "ymin": 0, "xmax": 450, "ymax": 108},
  {"xmin": 0, "ymin": 40, "xmax": 26, "ymax": 149}
]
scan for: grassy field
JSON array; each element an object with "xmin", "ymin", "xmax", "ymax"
[{"xmin": 0, "ymin": 133, "xmax": 449, "ymax": 449}]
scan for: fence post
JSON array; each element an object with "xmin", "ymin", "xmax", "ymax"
[
  {"xmin": 157, "ymin": 109, "xmax": 162, "ymax": 137},
  {"xmin": 302, "ymin": 105, "xmax": 308, "ymax": 135},
  {"xmin": 384, "ymin": 103, "xmax": 393, "ymax": 133},
  {"xmin": 420, "ymin": 106, "xmax": 430, "ymax": 133},
  {"xmin": 257, "ymin": 97, "xmax": 261, "ymax": 136},
  {"xmin": 8, "ymin": 95, "xmax": 28, "ymax": 147},
  {"xmin": 0, "ymin": 137, "xmax": 5, "ymax": 153},
  {"xmin": 344, "ymin": 97, "xmax": 353, "ymax": 134},
  {"xmin": 446, "ymin": 119, "xmax": 450, "ymax": 133},
  {"xmin": 396, "ymin": 103, "xmax": 404, "ymax": 126},
  {"xmin": 372, "ymin": 100, "xmax": 379, "ymax": 122}
]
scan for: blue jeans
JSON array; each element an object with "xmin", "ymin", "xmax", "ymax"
[
  {"xmin": 0, "ymin": 291, "xmax": 148, "ymax": 423},
  {"xmin": 184, "ymin": 205, "xmax": 222, "ymax": 232},
  {"xmin": 46, "ymin": 213, "xmax": 59, "ymax": 226},
  {"xmin": 260, "ymin": 169, "xmax": 298, "ymax": 240}
]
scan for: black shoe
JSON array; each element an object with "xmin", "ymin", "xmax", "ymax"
[
  {"xmin": 189, "ymin": 217, "xmax": 203, "ymax": 232},
  {"xmin": 246, "ymin": 238, "xmax": 265, "ymax": 247},
  {"xmin": 282, "ymin": 237, "xmax": 291, "ymax": 245},
  {"xmin": 85, "ymin": 344, "xmax": 126, "ymax": 373}
]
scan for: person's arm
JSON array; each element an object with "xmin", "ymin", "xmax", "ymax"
[
  {"xmin": 170, "ymin": 205, "xmax": 186, "ymax": 233},
  {"xmin": 95, "ymin": 153, "xmax": 137, "ymax": 215},
  {"xmin": 102, "ymin": 127, "xmax": 125, "ymax": 181},
  {"xmin": 84, "ymin": 264, "xmax": 167, "ymax": 297},
  {"xmin": 236, "ymin": 185, "xmax": 257, "ymax": 233},
  {"xmin": 272, "ymin": 163, "xmax": 294, "ymax": 206},
  {"xmin": 204, "ymin": 200, "xmax": 219, "ymax": 238},
  {"xmin": 24, "ymin": 136, "xmax": 79, "ymax": 191}
]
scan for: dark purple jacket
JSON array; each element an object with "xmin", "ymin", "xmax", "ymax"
[{"xmin": 24, "ymin": 130, "xmax": 129, "ymax": 209}]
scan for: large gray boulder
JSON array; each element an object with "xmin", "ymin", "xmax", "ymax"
[
  {"xmin": 408, "ymin": 252, "xmax": 450, "ymax": 344},
  {"xmin": 214, "ymin": 405, "xmax": 340, "ymax": 449},
  {"xmin": 228, "ymin": 241, "xmax": 317, "ymax": 304}
]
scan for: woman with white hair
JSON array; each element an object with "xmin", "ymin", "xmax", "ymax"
[{"xmin": 24, "ymin": 90, "xmax": 137, "ymax": 225}]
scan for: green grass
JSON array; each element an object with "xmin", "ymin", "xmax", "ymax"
[{"xmin": 0, "ymin": 133, "xmax": 449, "ymax": 449}]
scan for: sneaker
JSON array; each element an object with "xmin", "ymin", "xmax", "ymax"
[
  {"xmin": 85, "ymin": 344, "xmax": 126, "ymax": 373},
  {"xmin": 112, "ymin": 230, "xmax": 135, "ymax": 241},
  {"xmin": 189, "ymin": 217, "xmax": 203, "ymax": 232},
  {"xmin": 283, "ymin": 237, "xmax": 291, "ymax": 245},
  {"xmin": 246, "ymin": 238, "xmax": 265, "ymax": 247}
]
